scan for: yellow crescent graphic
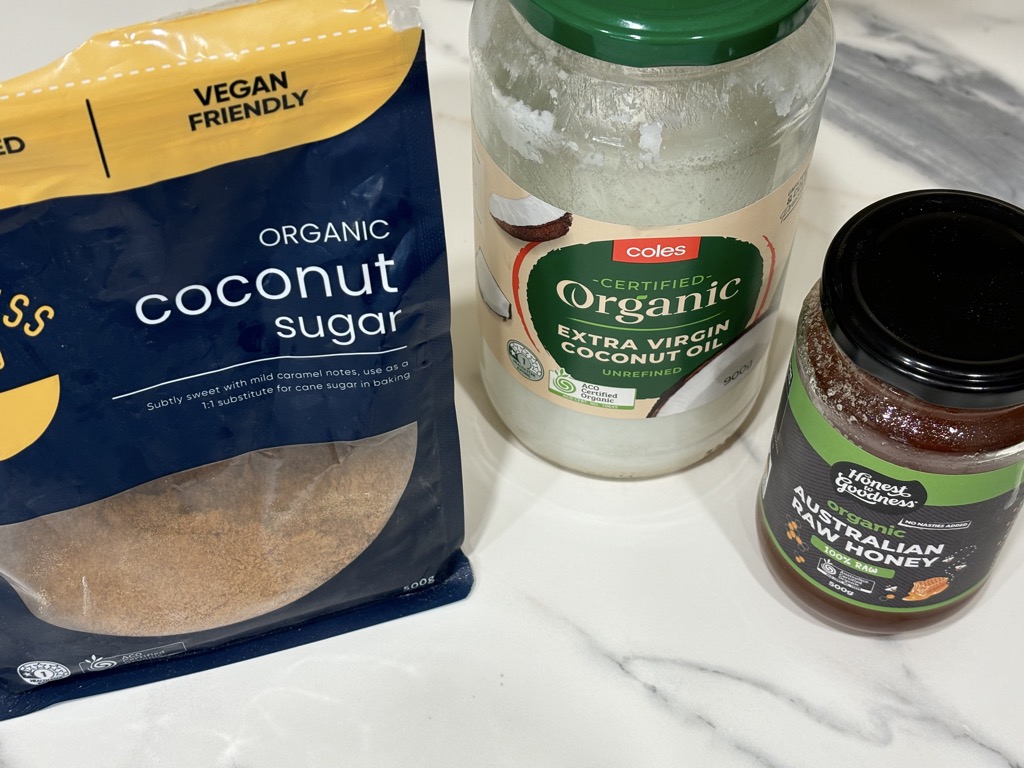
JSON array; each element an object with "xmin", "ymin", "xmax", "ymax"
[{"xmin": 0, "ymin": 374, "xmax": 60, "ymax": 461}]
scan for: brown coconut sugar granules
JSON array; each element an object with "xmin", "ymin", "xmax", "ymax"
[{"xmin": 0, "ymin": 424, "xmax": 417, "ymax": 637}]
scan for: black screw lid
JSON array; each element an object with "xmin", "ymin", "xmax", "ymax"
[{"xmin": 821, "ymin": 190, "xmax": 1024, "ymax": 409}]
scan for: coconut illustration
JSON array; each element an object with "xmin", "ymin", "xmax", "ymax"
[
  {"xmin": 649, "ymin": 316, "xmax": 775, "ymax": 417},
  {"xmin": 489, "ymin": 193, "xmax": 572, "ymax": 242},
  {"xmin": 476, "ymin": 248, "xmax": 512, "ymax": 320}
]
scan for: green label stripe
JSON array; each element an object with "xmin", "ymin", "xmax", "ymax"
[
  {"xmin": 788, "ymin": 355, "xmax": 1024, "ymax": 505},
  {"xmin": 550, "ymin": 389, "xmax": 632, "ymax": 410},
  {"xmin": 810, "ymin": 535, "xmax": 895, "ymax": 578}
]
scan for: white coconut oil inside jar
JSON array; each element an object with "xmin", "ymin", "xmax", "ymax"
[{"xmin": 470, "ymin": 0, "xmax": 835, "ymax": 478}]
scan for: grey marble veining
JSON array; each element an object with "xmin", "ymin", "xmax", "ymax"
[{"xmin": 827, "ymin": 9, "xmax": 1024, "ymax": 205}]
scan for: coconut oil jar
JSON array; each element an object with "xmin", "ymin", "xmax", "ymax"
[
  {"xmin": 470, "ymin": 0, "xmax": 835, "ymax": 477},
  {"xmin": 759, "ymin": 191, "xmax": 1024, "ymax": 632}
]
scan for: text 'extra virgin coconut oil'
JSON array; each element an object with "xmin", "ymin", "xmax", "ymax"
[{"xmin": 470, "ymin": 0, "xmax": 835, "ymax": 477}]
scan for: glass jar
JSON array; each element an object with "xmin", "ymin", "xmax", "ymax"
[
  {"xmin": 759, "ymin": 190, "xmax": 1024, "ymax": 632},
  {"xmin": 470, "ymin": 0, "xmax": 835, "ymax": 477}
]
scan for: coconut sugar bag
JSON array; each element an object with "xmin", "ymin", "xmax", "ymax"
[{"xmin": 0, "ymin": 0, "xmax": 470, "ymax": 718}]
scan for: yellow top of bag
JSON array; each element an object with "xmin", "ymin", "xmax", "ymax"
[{"xmin": 0, "ymin": 0, "xmax": 421, "ymax": 208}]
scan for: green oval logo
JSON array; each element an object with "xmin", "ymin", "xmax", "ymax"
[{"xmin": 526, "ymin": 237, "xmax": 763, "ymax": 400}]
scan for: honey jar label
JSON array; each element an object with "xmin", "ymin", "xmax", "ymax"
[
  {"xmin": 473, "ymin": 132, "xmax": 811, "ymax": 419},
  {"xmin": 760, "ymin": 356, "xmax": 1024, "ymax": 612}
]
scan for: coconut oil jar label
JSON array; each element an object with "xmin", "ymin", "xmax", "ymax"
[{"xmin": 474, "ymin": 133, "xmax": 811, "ymax": 421}]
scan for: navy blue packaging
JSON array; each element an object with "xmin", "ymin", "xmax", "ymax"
[{"xmin": 0, "ymin": 0, "xmax": 470, "ymax": 718}]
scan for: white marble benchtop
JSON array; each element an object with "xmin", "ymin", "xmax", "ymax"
[{"xmin": 1, "ymin": 1, "xmax": 1022, "ymax": 765}]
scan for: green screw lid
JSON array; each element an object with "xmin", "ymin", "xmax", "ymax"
[{"xmin": 506, "ymin": 0, "xmax": 820, "ymax": 67}]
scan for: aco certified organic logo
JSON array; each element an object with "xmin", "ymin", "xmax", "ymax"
[{"xmin": 830, "ymin": 462, "xmax": 927, "ymax": 511}]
